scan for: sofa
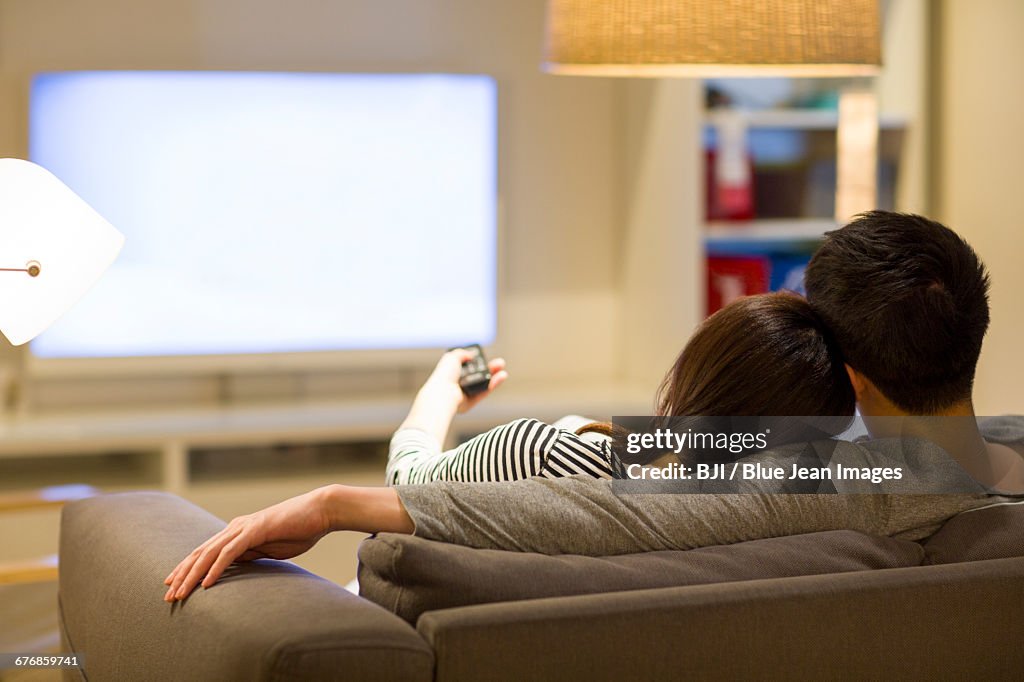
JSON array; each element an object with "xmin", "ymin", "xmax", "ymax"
[{"xmin": 58, "ymin": 492, "xmax": 1024, "ymax": 681}]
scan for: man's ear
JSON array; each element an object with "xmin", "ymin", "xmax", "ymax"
[{"xmin": 845, "ymin": 364, "xmax": 868, "ymax": 400}]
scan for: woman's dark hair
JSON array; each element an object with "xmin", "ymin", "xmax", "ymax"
[
  {"xmin": 804, "ymin": 211, "xmax": 990, "ymax": 414},
  {"xmin": 578, "ymin": 292, "xmax": 855, "ymax": 463},
  {"xmin": 654, "ymin": 292, "xmax": 854, "ymax": 418}
]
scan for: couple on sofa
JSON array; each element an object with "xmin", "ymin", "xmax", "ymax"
[{"xmin": 164, "ymin": 210, "xmax": 1024, "ymax": 602}]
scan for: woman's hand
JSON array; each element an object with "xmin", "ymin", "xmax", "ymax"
[
  {"xmin": 163, "ymin": 486, "xmax": 412, "ymax": 603},
  {"xmin": 424, "ymin": 348, "xmax": 508, "ymax": 414},
  {"xmin": 163, "ymin": 486, "xmax": 333, "ymax": 603},
  {"xmin": 396, "ymin": 349, "xmax": 508, "ymax": 447}
]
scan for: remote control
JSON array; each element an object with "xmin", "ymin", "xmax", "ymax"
[{"xmin": 451, "ymin": 344, "xmax": 492, "ymax": 397}]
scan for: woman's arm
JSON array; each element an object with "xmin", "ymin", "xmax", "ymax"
[
  {"xmin": 163, "ymin": 485, "xmax": 410, "ymax": 603},
  {"xmin": 386, "ymin": 349, "xmax": 508, "ymax": 484},
  {"xmin": 165, "ymin": 350, "xmax": 509, "ymax": 603},
  {"xmin": 389, "ymin": 417, "xmax": 618, "ymax": 485}
]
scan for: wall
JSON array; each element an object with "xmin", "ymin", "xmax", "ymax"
[
  {"xmin": 617, "ymin": 79, "xmax": 703, "ymax": 391},
  {"xmin": 877, "ymin": 0, "xmax": 930, "ymax": 214},
  {"xmin": 936, "ymin": 0, "xmax": 1024, "ymax": 414},
  {"xmin": 0, "ymin": 0, "xmax": 633, "ymax": 409}
]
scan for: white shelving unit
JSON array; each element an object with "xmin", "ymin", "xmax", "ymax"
[
  {"xmin": 704, "ymin": 108, "xmax": 907, "ymax": 131},
  {"xmin": 700, "ymin": 98, "xmax": 912, "ymax": 319},
  {"xmin": 702, "ymin": 107, "xmax": 909, "ymax": 252},
  {"xmin": 705, "ymin": 218, "xmax": 835, "ymax": 243}
]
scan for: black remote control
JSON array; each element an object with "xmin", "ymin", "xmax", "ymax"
[{"xmin": 451, "ymin": 344, "xmax": 492, "ymax": 397}]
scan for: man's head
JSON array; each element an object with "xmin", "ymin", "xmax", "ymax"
[{"xmin": 805, "ymin": 211, "xmax": 990, "ymax": 415}]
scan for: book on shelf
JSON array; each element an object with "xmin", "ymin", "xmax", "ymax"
[
  {"xmin": 706, "ymin": 253, "xmax": 812, "ymax": 316},
  {"xmin": 706, "ymin": 256, "xmax": 769, "ymax": 315}
]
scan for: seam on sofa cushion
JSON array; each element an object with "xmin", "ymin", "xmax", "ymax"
[
  {"xmin": 923, "ymin": 501, "xmax": 1024, "ymax": 564},
  {"xmin": 57, "ymin": 593, "xmax": 89, "ymax": 682},
  {"xmin": 359, "ymin": 535, "xmax": 412, "ymax": 621},
  {"xmin": 267, "ymin": 640, "xmax": 434, "ymax": 682},
  {"xmin": 383, "ymin": 535, "xmax": 407, "ymax": 619},
  {"xmin": 957, "ymin": 499, "xmax": 1024, "ymax": 514}
]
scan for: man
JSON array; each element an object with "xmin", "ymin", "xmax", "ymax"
[
  {"xmin": 164, "ymin": 211, "xmax": 1022, "ymax": 602},
  {"xmin": 806, "ymin": 211, "xmax": 1023, "ymax": 491},
  {"xmin": 806, "ymin": 211, "xmax": 990, "ymax": 419}
]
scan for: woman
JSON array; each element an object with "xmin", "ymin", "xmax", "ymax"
[
  {"xmin": 386, "ymin": 292, "xmax": 855, "ymax": 485},
  {"xmin": 164, "ymin": 292, "xmax": 856, "ymax": 602}
]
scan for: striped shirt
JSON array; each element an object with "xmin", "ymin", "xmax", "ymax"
[{"xmin": 386, "ymin": 418, "xmax": 617, "ymax": 486}]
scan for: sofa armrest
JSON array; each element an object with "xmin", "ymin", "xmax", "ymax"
[
  {"xmin": 59, "ymin": 492, "xmax": 432, "ymax": 682},
  {"xmin": 418, "ymin": 557, "xmax": 1024, "ymax": 681}
]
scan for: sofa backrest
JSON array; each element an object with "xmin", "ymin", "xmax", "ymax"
[
  {"xmin": 417, "ymin": 556, "xmax": 1024, "ymax": 681},
  {"xmin": 358, "ymin": 529, "xmax": 924, "ymax": 624}
]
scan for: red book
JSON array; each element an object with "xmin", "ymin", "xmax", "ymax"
[
  {"xmin": 705, "ymin": 149, "xmax": 755, "ymax": 221},
  {"xmin": 706, "ymin": 256, "xmax": 770, "ymax": 316},
  {"xmin": 705, "ymin": 112, "xmax": 754, "ymax": 221}
]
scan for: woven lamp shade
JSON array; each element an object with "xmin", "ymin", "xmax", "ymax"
[{"xmin": 544, "ymin": 0, "xmax": 881, "ymax": 77}]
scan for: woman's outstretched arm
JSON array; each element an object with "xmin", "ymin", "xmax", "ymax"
[
  {"xmin": 165, "ymin": 348, "xmax": 507, "ymax": 603},
  {"xmin": 162, "ymin": 484, "xmax": 412, "ymax": 603}
]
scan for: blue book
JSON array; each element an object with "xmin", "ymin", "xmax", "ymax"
[{"xmin": 769, "ymin": 255, "xmax": 812, "ymax": 295}]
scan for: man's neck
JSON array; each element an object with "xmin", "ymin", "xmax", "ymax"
[{"xmin": 862, "ymin": 400, "xmax": 999, "ymax": 485}]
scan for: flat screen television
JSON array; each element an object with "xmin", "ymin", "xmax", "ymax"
[{"xmin": 28, "ymin": 71, "xmax": 497, "ymax": 375}]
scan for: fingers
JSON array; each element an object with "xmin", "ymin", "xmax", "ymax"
[
  {"xmin": 461, "ymin": 368, "xmax": 509, "ymax": 411},
  {"xmin": 442, "ymin": 348, "xmax": 475, "ymax": 371},
  {"xmin": 163, "ymin": 520, "xmax": 234, "ymax": 587},
  {"xmin": 163, "ymin": 524, "xmax": 246, "ymax": 602},
  {"xmin": 487, "ymin": 369, "xmax": 508, "ymax": 392},
  {"xmin": 163, "ymin": 532, "xmax": 219, "ymax": 588},
  {"xmin": 429, "ymin": 348, "xmax": 476, "ymax": 386},
  {"xmin": 167, "ymin": 541, "xmax": 224, "ymax": 602},
  {"xmin": 202, "ymin": 536, "xmax": 247, "ymax": 588},
  {"xmin": 449, "ymin": 348, "xmax": 475, "ymax": 363},
  {"xmin": 487, "ymin": 357, "xmax": 506, "ymax": 374}
]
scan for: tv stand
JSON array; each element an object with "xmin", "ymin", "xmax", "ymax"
[{"xmin": 0, "ymin": 382, "xmax": 652, "ymax": 493}]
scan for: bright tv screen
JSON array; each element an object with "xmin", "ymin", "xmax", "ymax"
[{"xmin": 29, "ymin": 71, "xmax": 497, "ymax": 360}]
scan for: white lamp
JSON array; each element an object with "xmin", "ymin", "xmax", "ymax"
[{"xmin": 0, "ymin": 158, "xmax": 124, "ymax": 346}]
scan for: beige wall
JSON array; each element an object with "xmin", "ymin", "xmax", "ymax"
[
  {"xmin": 0, "ymin": 0, "xmax": 636, "ymax": 398},
  {"xmin": 877, "ymin": 0, "xmax": 930, "ymax": 213},
  {"xmin": 936, "ymin": 0, "xmax": 1024, "ymax": 414},
  {"xmin": 617, "ymin": 79, "xmax": 703, "ymax": 390}
]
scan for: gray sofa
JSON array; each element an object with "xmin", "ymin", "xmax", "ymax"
[{"xmin": 59, "ymin": 492, "xmax": 1024, "ymax": 681}]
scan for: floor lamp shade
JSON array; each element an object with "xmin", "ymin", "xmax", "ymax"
[
  {"xmin": 544, "ymin": 0, "xmax": 881, "ymax": 77},
  {"xmin": 0, "ymin": 158, "xmax": 125, "ymax": 346}
]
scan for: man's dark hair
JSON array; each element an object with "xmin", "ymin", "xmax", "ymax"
[{"xmin": 805, "ymin": 211, "xmax": 990, "ymax": 414}]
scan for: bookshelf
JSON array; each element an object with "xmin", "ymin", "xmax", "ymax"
[{"xmin": 701, "ymin": 102, "xmax": 909, "ymax": 315}]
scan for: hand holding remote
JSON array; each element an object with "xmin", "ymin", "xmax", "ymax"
[
  {"xmin": 399, "ymin": 349, "xmax": 508, "ymax": 449},
  {"xmin": 426, "ymin": 347, "xmax": 507, "ymax": 414}
]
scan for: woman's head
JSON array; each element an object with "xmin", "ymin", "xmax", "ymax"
[
  {"xmin": 579, "ymin": 292, "xmax": 855, "ymax": 466},
  {"xmin": 656, "ymin": 292, "xmax": 855, "ymax": 418}
]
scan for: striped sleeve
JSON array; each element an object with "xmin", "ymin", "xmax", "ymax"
[{"xmin": 386, "ymin": 418, "xmax": 616, "ymax": 486}]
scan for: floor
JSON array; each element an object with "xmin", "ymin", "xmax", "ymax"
[{"xmin": 0, "ymin": 582, "xmax": 61, "ymax": 682}]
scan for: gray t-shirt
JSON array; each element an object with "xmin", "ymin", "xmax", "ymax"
[{"xmin": 393, "ymin": 418, "xmax": 1023, "ymax": 555}]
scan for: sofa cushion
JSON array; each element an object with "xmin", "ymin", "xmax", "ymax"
[
  {"xmin": 923, "ymin": 501, "xmax": 1024, "ymax": 564},
  {"xmin": 358, "ymin": 529, "xmax": 924, "ymax": 624}
]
